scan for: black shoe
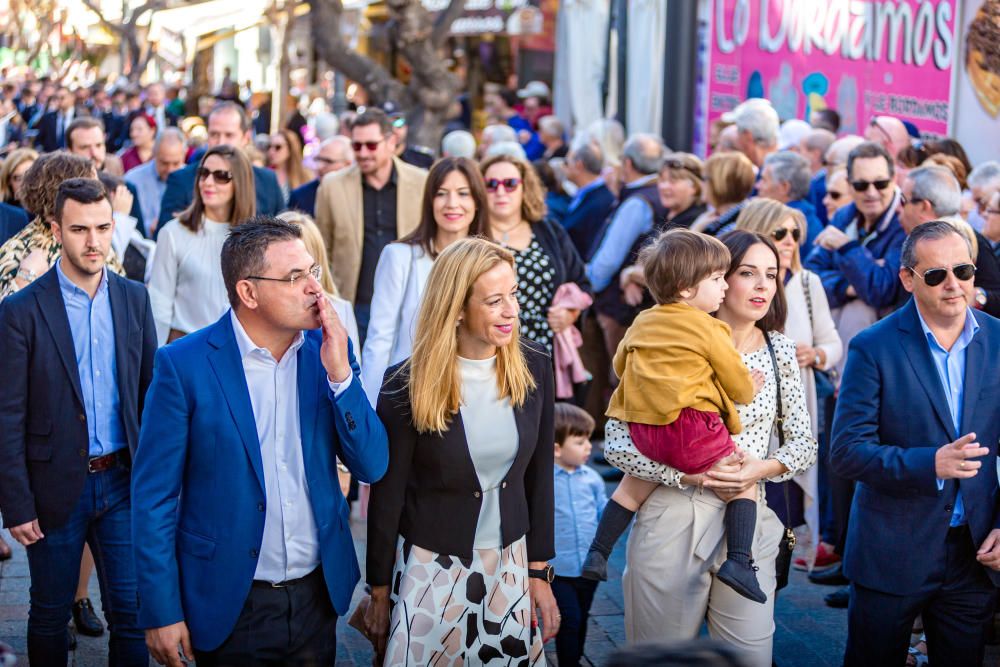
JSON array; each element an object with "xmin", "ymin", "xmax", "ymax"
[
  {"xmin": 717, "ymin": 559, "xmax": 767, "ymax": 604},
  {"xmin": 580, "ymin": 550, "xmax": 608, "ymax": 582},
  {"xmin": 808, "ymin": 562, "xmax": 849, "ymax": 586},
  {"xmin": 67, "ymin": 626, "xmax": 77, "ymax": 650},
  {"xmin": 72, "ymin": 598, "xmax": 104, "ymax": 637},
  {"xmin": 824, "ymin": 586, "xmax": 850, "ymax": 608}
]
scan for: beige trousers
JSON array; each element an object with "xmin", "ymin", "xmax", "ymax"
[{"xmin": 622, "ymin": 484, "xmax": 783, "ymax": 667}]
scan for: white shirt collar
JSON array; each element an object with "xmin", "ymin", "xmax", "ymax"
[{"xmin": 230, "ymin": 310, "xmax": 305, "ymax": 362}]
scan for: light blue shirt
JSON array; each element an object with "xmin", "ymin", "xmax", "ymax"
[
  {"xmin": 568, "ymin": 177, "xmax": 605, "ymax": 213},
  {"xmin": 585, "ymin": 175, "xmax": 656, "ymax": 292},
  {"xmin": 552, "ymin": 464, "xmax": 608, "ymax": 578},
  {"xmin": 919, "ymin": 307, "xmax": 979, "ymax": 527},
  {"xmin": 124, "ymin": 160, "xmax": 166, "ymax": 236},
  {"xmin": 56, "ymin": 260, "xmax": 126, "ymax": 457}
]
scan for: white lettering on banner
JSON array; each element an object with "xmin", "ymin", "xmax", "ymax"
[{"xmin": 717, "ymin": 0, "xmax": 954, "ymax": 70}]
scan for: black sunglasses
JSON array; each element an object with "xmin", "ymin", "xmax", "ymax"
[
  {"xmin": 850, "ymin": 179, "xmax": 892, "ymax": 192},
  {"xmin": 907, "ymin": 263, "xmax": 976, "ymax": 287},
  {"xmin": 827, "ymin": 191, "xmax": 843, "ymax": 201},
  {"xmin": 772, "ymin": 227, "xmax": 801, "ymax": 243},
  {"xmin": 485, "ymin": 177, "xmax": 521, "ymax": 193},
  {"xmin": 899, "ymin": 193, "xmax": 925, "ymax": 207},
  {"xmin": 197, "ymin": 167, "xmax": 233, "ymax": 184}
]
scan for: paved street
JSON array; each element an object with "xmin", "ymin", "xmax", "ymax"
[{"xmin": 1, "ymin": 478, "xmax": 997, "ymax": 666}]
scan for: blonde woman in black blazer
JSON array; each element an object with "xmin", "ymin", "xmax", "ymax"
[{"xmin": 365, "ymin": 237, "xmax": 558, "ymax": 665}]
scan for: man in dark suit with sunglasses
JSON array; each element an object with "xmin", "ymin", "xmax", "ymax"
[{"xmin": 831, "ymin": 220, "xmax": 1000, "ymax": 667}]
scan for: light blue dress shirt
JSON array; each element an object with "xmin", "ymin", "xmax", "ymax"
[
  {"xmin": 124, "ymin": 160, "xmax": 166, "ymax": 236},
  {"xmin": 552, "ymin": 464, "xmax": 608, "ymax": 578},
  {"xmin": 56, "ymin": 260, "xmax": 126, "ymax": 457},
  {"xmin": 585, "ymin": 175, "xmax": 657, "ymax": 292},
  {"xmin": 918, "ymin": 307, "xmax": 980, "ymax": 527}
]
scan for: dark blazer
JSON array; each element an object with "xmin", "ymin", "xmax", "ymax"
[
  {"xmin": 35, "ymin": 110, "xmax": 65, "ymax": 152},
  {"xmin": 973, "ymin": 230, "xmax": 1000, "ymax": 318},
  {"xmin": 367, "ymin": 341, "xmax": 555, "ymax": 587},
  {"xmin": 0, "ymin": 201, "xmax": 29, "ymax": 246},
  {"xmin": 532, "ymin": 216, "xmax": 591, "ymax": 295},
  {"xmin": 0, "ymin": 267, "xmax": 156, "ymax": 531},
  {"xmin": 288, "ymin": 178, "xmax": 320, "ymax": 218},
  {"xmin": 131, "ymin": 314, "xmax": 388, "ymax": 650},
  {"xmin": 831, "ymin": 300, "xmax": 1000, "ymax": 595},
  {"xmin": 562, "ymin": 182, "xmax": 616, "ymax": 262},
  {"xmin": 157, "ymin": 162, "xmax": 284, "ymax": 233}
]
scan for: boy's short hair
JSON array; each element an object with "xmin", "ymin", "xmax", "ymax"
[
  {"xmin": 639, "ymin": 229, "xmax": 731, "ymax": 305},
  {"xmin": 554, "ymin": 402, "xmax": 595, "ymax": 446}
]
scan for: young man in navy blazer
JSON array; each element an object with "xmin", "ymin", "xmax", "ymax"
[
  {"xmin": 132, "ymin": 216, "xmax": 388, "ymax": 666},
  {"xmin": 0, "ymin": 178, "xmax": 157, "ymax": 666},
  {"xmin": 831, "ymin": 220, "xmax": 1000, "ymax": 667}
]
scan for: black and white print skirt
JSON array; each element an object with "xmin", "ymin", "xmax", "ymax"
[{"xmin": 385, "ymin": 535, "xmax": 544, "ymax": 666}]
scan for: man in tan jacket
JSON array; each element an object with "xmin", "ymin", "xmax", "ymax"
[{"xmin": 314, "ymin": 108, "xmax": 428, "ymax": 339}]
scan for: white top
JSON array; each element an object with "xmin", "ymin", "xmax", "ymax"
[
  {"xmin": 458, "ymin": 355, "xmax": 518, "ymax": 549},
  {"xmin": 361, "ymin": 242, "xmax": 434, "ymax": 406},
  {"xmin": 230, "ymin": 311, "xmax": 351, "ymax": 583},
  {"xmin": 148, "ymin": 217, "xmax": 231, "ymax": 346}
]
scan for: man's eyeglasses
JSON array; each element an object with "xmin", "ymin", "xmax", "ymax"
[
  {"xmin": 850, "ymin": 179, "xmax": 892, "ymax": 193},
  {"xmin": 197, "ymin": 168, "xmax": 233, "ymax": 184},
  {"xmin": 351, "ymin": 137, "xmax": 387, "ymax": 152},
  {"xmin": 985, "ymin": 208, "xmax": 1000, "ymax": 216},
  {"xmin": 485, "ymin": 177, "xmax": 521, "ymax": 193},
  {"xmin": 245, "ymin": 264, "xmax": 322, "ymax": 286},
  {"xmin": 827, "ymin": 191, "xmax": 844, "ymax": 201},
  {"xmin": 899, "ymin": 193, "xmax": 925, "ymax": 206},
  {"xmin": 772, "ymin": 227, "xmax": 801, "ymax": 243},
  {"xmin": 907, "ymin": 263, "xmax": 976, "ymax": 287}
]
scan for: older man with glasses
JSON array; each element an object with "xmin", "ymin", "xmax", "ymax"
[{"xmin": 288, "ymin": 136, "xmax": 355, "ymax": 218}]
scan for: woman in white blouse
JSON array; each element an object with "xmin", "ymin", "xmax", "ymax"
[
  {"xmin": 737, "ymin": 199, "xmax": 842, "ymax": 552},
  {"xmin": 148, "ymin": 145, "xmax": 256, "ymax": 345},
  {"xmin": 604, "ymin": 230, "xmax": 817, "ymax": 667},
  {"xmin": 360, "ymin": 157, "xmax": 491, "ymax": 405}
]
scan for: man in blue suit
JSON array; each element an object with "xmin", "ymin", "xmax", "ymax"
[
  {"xmin": 132, "ymin": 217, "xmax": 388, "ymax": 665},
  {"xmin": 831, "ymin": 220, "xmax": 1000, "ymax": 667},
  {"xmin": 0, "ymin": 200, "xmax": 29, "ymax": 245},
  {"xmin": 561, "ymin": 142, "xmax": 615, "ymax": 262},
  {"xmin": 157, "ymin": 102, "xmax": 283, "ymax": 233}
]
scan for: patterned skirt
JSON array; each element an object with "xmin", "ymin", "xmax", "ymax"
[{"xmin": 384, "ymin": 535, "xmax": 545, "ymax": 667}]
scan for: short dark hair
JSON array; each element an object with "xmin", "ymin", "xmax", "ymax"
[
  {"xmin": 65, "ymin": 116, "xmax": 105, "ymax": 150},
  {"xmin": 221, "ymin": 216, "xmax": 302, "ymax": 308},
  {"xmin": 209, "ymin": 101, "xmax": 251, "ymax": 133},
  {"xmin": 54, "ymin": 177, "xmax": 111, "ymax": 223},
  {"xmin": 554, "ymin": 402, "xmax": 595, "ymax": 445},
  {"xmin": 901, "ymin": 220, "xmax": 971, "ymax": 270},
  {"xmin": 351, "ymin": 108, "xmax": 392, "ymax": 135},
  {"xmin": 812, "ymin": 108, "xmax": 841, "ymax": 134},
  {"xmin": 639, "ymin": 228, "xmax": 731, "ymax": 305},
  {"xmin": 846, "ymin": 141, "xmax": 894, "ymax": 181},
  {"xmin": 718, "ymin": 230, "xmax": 787, "ymax": 334}
]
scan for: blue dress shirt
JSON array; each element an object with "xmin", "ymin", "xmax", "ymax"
[
  {"xmin": 552, "ymin": 464, "xmax": 608, "ymax": 578},
  {"xmin": 124, "ymin": 161, "xmax": 167, "ymax": 236},
  {"xmin": 919, "ymin": 307, "xmax": 980, "ymax": 527},
  {"xmin": 586, "ymin": 175, "xmax": 657, "ymax": 292},
  {"xmin": 56, "ymin": 260, "xmax": 126, "ymax": 457}
]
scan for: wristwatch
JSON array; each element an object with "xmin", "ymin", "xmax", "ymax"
[
  {"xmin": 813, "ymin": 352, "xmax": 822, "ymax": 368},
  {"xmin": 973, "ymin": 287, "xmax": 987, "ymax": 310},
  {"xmin": 528, "ymin": 565, "xmax": 555, "ymax": 583}
]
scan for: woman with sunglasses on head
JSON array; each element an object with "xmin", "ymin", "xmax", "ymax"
[
  {"xmin": 737, "ymin": 198, "xmax": 842, "ymax": 567},
  {"xmin": 148, "ymin": 145, "xmax": 256, "ymax": 346},
  {"xmin": 480, "ymin": 154, "xmax": 589, "ymax": 352},
  {"xmin": 361, "ymin": 157, "xmax": 491, "ymax": 407},
  {"xmin": 267, "ymin": 128, "xmax": 314, "ymax": 205}
]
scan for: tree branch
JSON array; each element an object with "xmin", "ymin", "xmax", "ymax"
[
  {"xmin": 430, "ymin": 0, "xmax": 464, "ymax": 47},
  {"xmin": 80, "ymin": 0, "xmax": 127, "ymax": 36}
]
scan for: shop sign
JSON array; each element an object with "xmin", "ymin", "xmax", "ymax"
[{"xmin": 422, "ymin": 0, "xmax": 545, "ymax": 35}]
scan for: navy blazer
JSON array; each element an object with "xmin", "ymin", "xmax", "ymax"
[
  {"xmin": 0, "ymin": 267, "xmax": 156, "ymax": 531},
  {"xmin": 156, "ymin": 162, "xmax": 284, "ymax": 233},
  {"xmin": 131, "ymin": 313, "xmax": 388, "ymax": 650},
  {"xmin": 561, "ymin": 182, "xmax": 616, "ymax": 262},
  {"xmin": 0, "ymin": 202, "xmax": 29, "ymax": 246},
  {"xmin": 288, "ymin": 178, "xmax": 320, "ymax": 218},
  {"xmin": 35, "ymin": 110, "xmax": 66, "ymax": 153},
  {"xmin": 831, "ymin": 300, "xmax": 1000, "ymax": 595}
]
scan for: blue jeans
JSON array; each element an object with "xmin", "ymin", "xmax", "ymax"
[{"xmin": 26, "ymin": 464, "xmax": 147, "ymax": 666}]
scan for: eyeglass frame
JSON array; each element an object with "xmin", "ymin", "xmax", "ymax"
[
  {"xmin": 351, "ymin": 136, "xmax": 389, "ymax": 153},
  {"xmin": 245, "ymin": 264, "xmax": 323, "ymax": 286},
  {"xmin": 905, "ymin": 262, "xmax": 977, "ymax": 287}
]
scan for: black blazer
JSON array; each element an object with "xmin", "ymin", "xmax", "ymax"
[
  {"xmin": 0, "ymin": 268, "xmax": 157, "ymax": 531},
  {"xmin": 0, "ymin": 201, "xmax": 29, "ymax": 246},
  {"xmin": 367, "ymin": 341, "xmax": 555, "ymax": 586},
  {"xmin": 288, "ymin": 178, "xmax": 320, "ymax": 218},
  {"xmin": 532, "ymin": 216, "xmax": 592, "ymax": 295}
]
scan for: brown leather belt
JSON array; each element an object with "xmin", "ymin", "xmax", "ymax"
[{"xmin": 88, "ymin": 449, "xmax": 130, "ymax": 474}]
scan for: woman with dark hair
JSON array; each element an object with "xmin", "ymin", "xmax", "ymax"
[
  {"xmin": 148, "ymin": 144, "xmax": 256, "ymax": 345},
  {"xmin": 361, "ymin": 157, "xmax": 491, "ymax": 406},
  {"xmin": 119, "ymin": 113, "xmax": 156, "ymax": 173},
  {"xmin": 604, "ymin": 230, "xmax": 816, "ymax": 667},
  {"xmin": 268, "ymin": 127, "xmax": 313, "ymax": 204},
  {"xmin": 481, "ymin": 153, "xmax": 590, "ymax": 352}
]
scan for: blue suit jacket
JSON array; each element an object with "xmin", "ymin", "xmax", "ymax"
[
  {"xmin": 156, "ymin": 162, "xmax": 284, "ymax": 233},
  {"xmin": 0, "ymin": 202, "xmax": 29, "ymax": 246},
  {"xmin": 561, "ymin": 183, "xmax": 616, "ymax": 262},
  {"xmin": 131, "ymin": 314, "xmax": 389, "ymax": 650},
  {"xmin": 831, "ymin": 300, "xmax": 1000, "ymax": 595},
  {"xmin": 288, "ymin": 178, "xmax": 320, "ymax": 218}
]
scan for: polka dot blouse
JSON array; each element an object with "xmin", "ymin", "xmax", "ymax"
[{"xmin": 605, "ymin": 331, "xmax": 817, "ymax": 487}]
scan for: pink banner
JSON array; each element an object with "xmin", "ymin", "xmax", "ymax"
[{"xmin": 705, "ymin": 0, "xmax": 958, "ymax": 139}]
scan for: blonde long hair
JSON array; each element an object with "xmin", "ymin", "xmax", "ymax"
[
  {"xmin": 406, "ymin": 237, "xmax": 536, "ymax": 433},
  {"xmin": 736, "ymin": 198, "xmax": 808, "ymax": 272}
]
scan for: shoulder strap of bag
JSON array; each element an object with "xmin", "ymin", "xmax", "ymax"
[
  {"xmin": 764, "ymin": 331, "xmax": 795, "ymax": 541},
  {"xmin": 802, "ymin": 270, "xmax": 815, "ymax": 330}
]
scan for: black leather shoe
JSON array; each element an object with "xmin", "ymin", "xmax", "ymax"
[
  {"xmin": 824, "ymin": 587, "xmax": 850, "ymax": 608},
  {"xmin": 581, "ymin": 550, "xmax": 609, "ymax": 582},
  {"xmin": 717, "ymin": 559, "xmax": 767, "ymax": 604},
  {"xmin": 808, "ymin": 562, "xmax": 849, "ymax": 586},
  {"xmin": 72, "ymin": 598, "xmax": 104, "ymax": 637}
]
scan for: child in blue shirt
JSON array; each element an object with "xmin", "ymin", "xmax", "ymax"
[{"xmin": 552, "ymin": 402, "xmax": 608, "ymax": 667}]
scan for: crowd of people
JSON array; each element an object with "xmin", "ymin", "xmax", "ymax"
[{"xmin": 0, "ymin": 67, "xmax": 999, "ymax": 667}]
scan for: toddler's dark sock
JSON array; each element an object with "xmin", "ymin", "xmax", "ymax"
[{"xmin": 717, "ymin": 498, "xmax": 767, "ymax": 603}]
